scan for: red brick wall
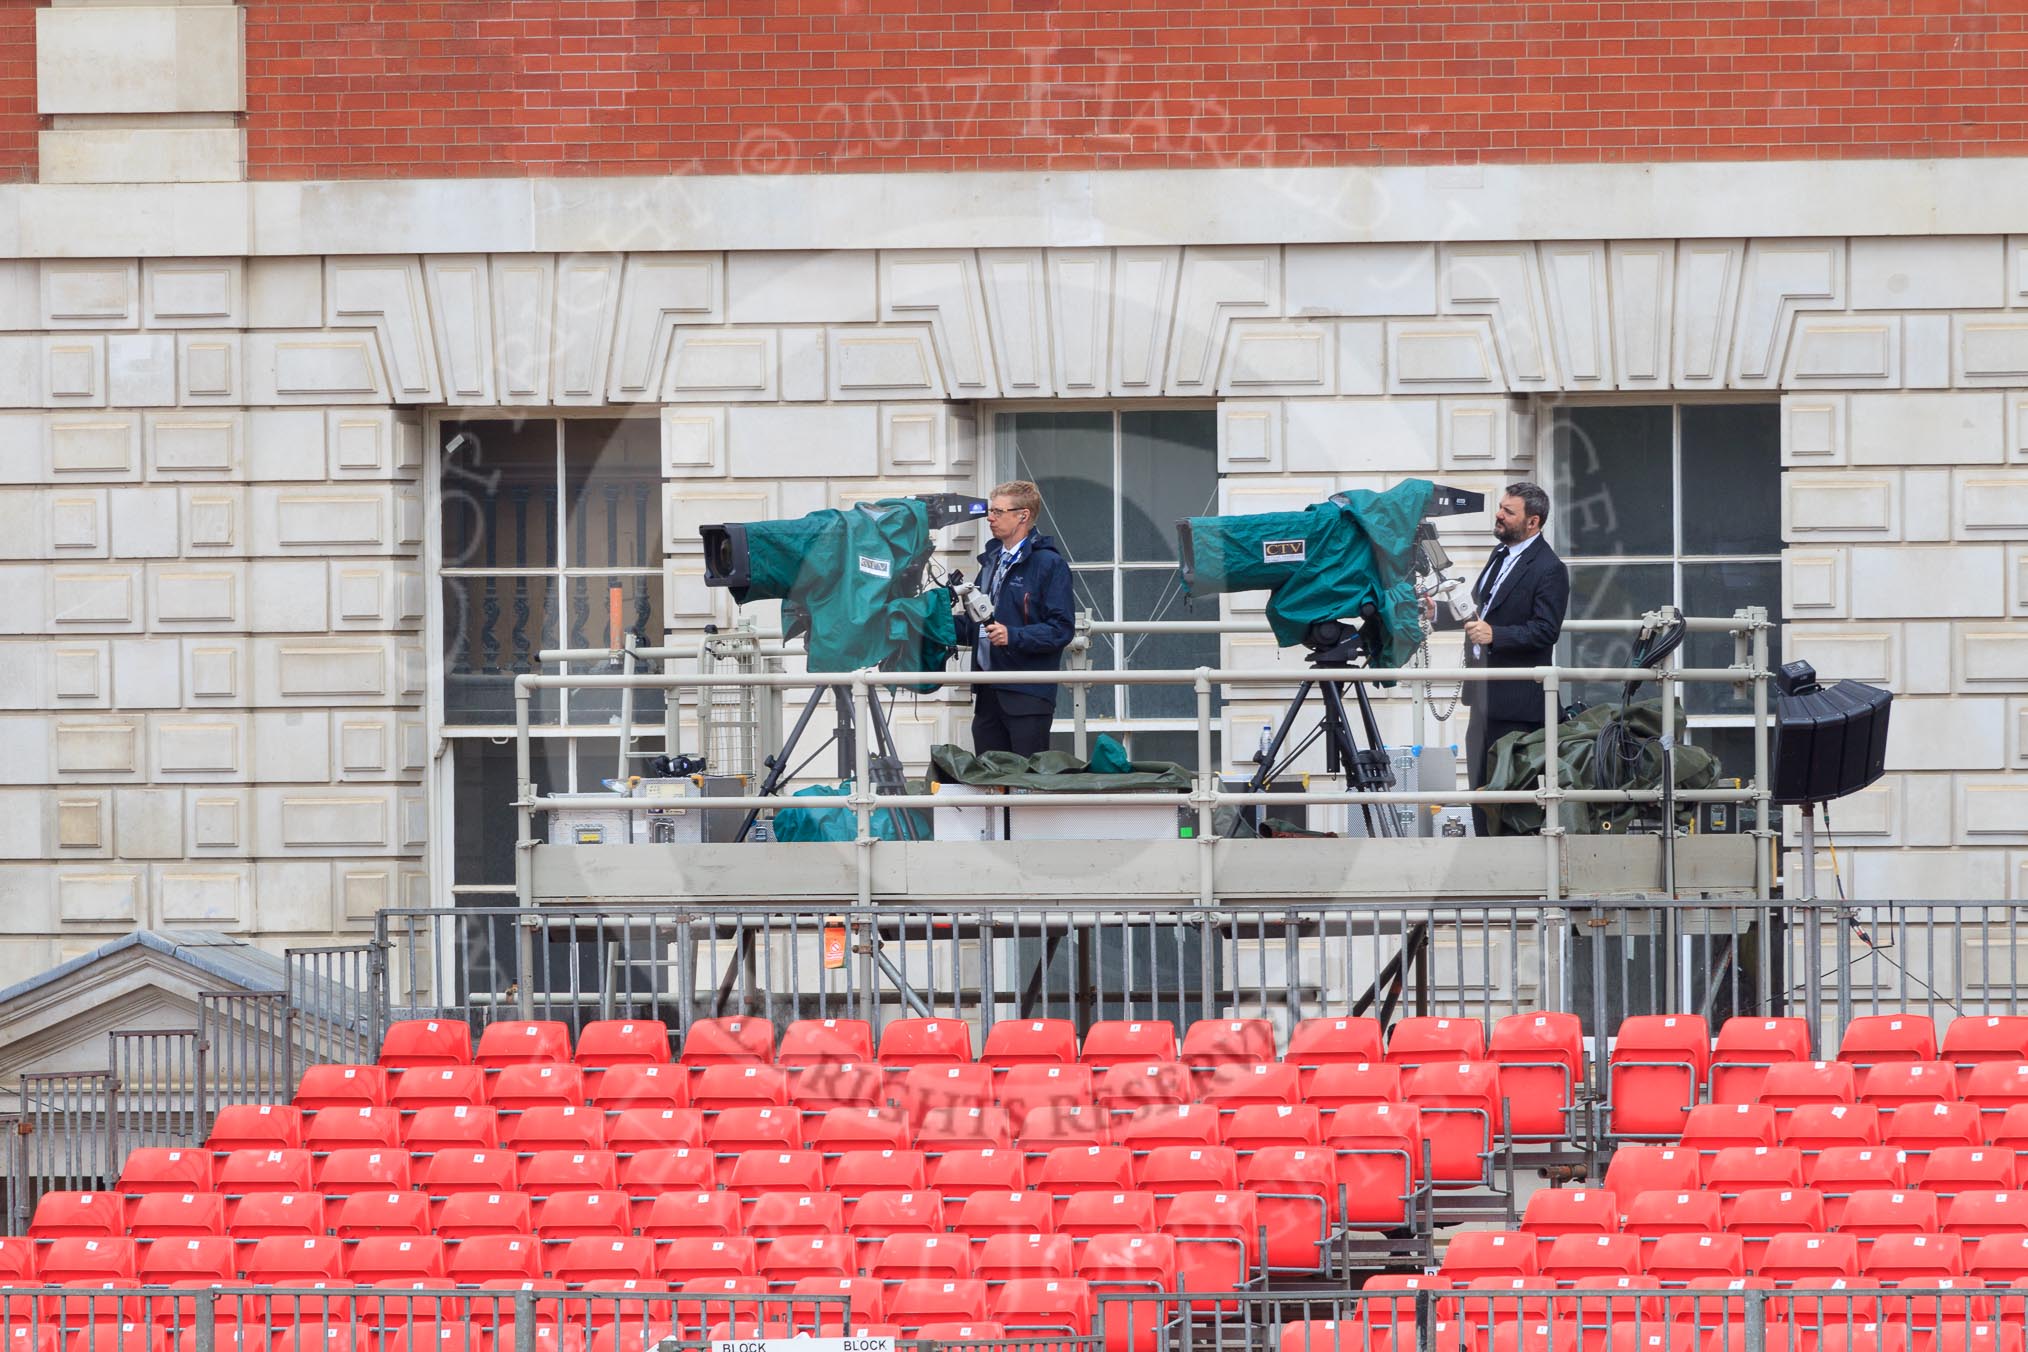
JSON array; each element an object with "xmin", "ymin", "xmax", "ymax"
[
  {"xmin": 0, "ymin": 4, "xmax": 38, "ymax": 184},
  {"xmin": 247, "ymin": 1, "xmax": 2028, "ymax": 180}
]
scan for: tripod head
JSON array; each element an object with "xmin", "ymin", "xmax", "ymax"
[{"xmin": 1299, "ymin": 609, "xmax": 1382, "ymax": 668}]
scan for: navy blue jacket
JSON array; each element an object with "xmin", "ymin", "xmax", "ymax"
[
  {"xmin": 954, "ymin": 533, "xmax": 1076, "ymax": 706},
  {"xmin": 1460, "ymin": 536, "xmax": 1571, "ymax": 725}
]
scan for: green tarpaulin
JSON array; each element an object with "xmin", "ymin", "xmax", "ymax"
[
  {"xmin": 1181, "ymin": 478, "xmax": 1433, "ymax": 668},
  {"xmin": 769, "ymin": 782, "xmax": 931, "ymax": 842},
  {"xmin": 1481, "ymin": 698, "xmax": 1720, "ymax": 837},
  {"xmin": 930, "ymin": 735, "xmax": 1192, "ymax": 793}
]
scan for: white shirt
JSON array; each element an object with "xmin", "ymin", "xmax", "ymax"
[{"xmin": 1474, "ymin": 531, "xmax": 1541, "ymax": 659}]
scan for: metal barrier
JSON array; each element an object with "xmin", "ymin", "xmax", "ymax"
[
  {"xmin": 105, "ymin": 1029, "xmax": 205, "ymax": 1156},
  {"xmin": 514, "ymin": 609, "xmax": 1778, "ymax": 910},
  {"xmin": 14, "ymin": 1072, "xmax": 116, "ymax": 1203},
  {"xmin": 287, "ymin": 943, "xmax": 384, "ymax": 1069}
]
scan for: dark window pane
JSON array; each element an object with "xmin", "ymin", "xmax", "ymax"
[
  {"xmin": 1557, "ymin": 562, "xmax": 1674, "ymax": 713},
  {"xmin": 1552, "ymin": 406, "xmax": 1675, "ymax": 557},
  {"xmin": 1065, "ymin": 566, "xmax": 1116, "ymax": 719},
  {"xmin": 1122, "ymin": 568, "xmax": 1218, "ymax": 719},
  {"xmin": 1683, "ymin": 561, "xmax": 1782, "ymax": 715},
  {"xmin": 453, "ymin": 738, "xmax": 574, "ymax": 885},
  {"xmin": 1690, "ymin": 726, "xmax": 1756, "ymax": 787},
  {"xmin": 563, "ymin": 572, "xmax": 667, "ymax": 726},
  {"xmin": 443, "ymin": 573, "xmax": 560, "ymax": 725},
  {"xmin": 1120, "ymin": 410, "xmax": 1218, "ymax": 562},
  {"xmin": 1122, "ymin": 729, "xmax": 1211, "ymax": 773},
  {"xmin": 1001, "ymin": 412, "xmax": 1115, "ymax": 562},
  {"xmin": 440, "ymin": 419, "xmax": 558, "ymax": 569},
  {"xmin": 564, "ymin": 419, "xmax": 662, "ymax": 569},
  {"xmin": 1681, "ymin": 405, "xmax": 1781, "ymax": 556}
]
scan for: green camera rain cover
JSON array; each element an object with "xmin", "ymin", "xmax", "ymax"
[
  {"xmin": 730, "ymin": 497, "xmax": 956, "ymax": 678},
  {"xmin": 1181, "ymin": 477, "xmax": 1435, "ymax": 667}
]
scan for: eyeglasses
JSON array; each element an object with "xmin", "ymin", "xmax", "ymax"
[{"xmin": 985, "ymin": 507, "xmax": 1026, "ymax": 518}]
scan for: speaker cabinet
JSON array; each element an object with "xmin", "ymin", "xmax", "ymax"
[{"xmin": 1771, "ymin": 679, "xmax": 1893, "ymax": 806}]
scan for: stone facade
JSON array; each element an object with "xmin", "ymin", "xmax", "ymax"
[{"xmin": 0, "ymin": 216, "xmax": 2023, "ymax": 978}]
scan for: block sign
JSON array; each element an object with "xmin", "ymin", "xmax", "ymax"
[{"xmin": 714, "ymin": 1341, "xmax": 893, "ymax": 1352}]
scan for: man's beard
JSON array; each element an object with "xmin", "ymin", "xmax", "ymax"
[{"xmin": 1493, "ymin": 519, "xmax": 1520, "ymax": 545}]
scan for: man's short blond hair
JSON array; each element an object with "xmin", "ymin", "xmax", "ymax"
[{"xmin": 990, "ymin": 480, "xmax": 1042, "ymax": 517}]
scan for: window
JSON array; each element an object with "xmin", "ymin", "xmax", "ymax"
[
  {"xmin": 1547, "ymin": 402, "xmax": 1782, "ymax": 777},
  {"xmin": 994, "ymin": 409, "xmax": 1220, "ymax": 753},
  {"xmin": 433, "ymin": 416, "xmax": 668, "ymax": 921}
]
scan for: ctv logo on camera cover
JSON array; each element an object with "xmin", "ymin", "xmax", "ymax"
[
  {"xmin": 1262, "ymin": 539, "xmax": 1306, "ymax": 563},
  {"xmin": 857, "ymin": 555, "xmax": 891, "ymax": 578}
]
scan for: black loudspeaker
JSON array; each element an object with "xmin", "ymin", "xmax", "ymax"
[{"xmin": 1770, "ymin": 664, "xmax": 1893, "ymax": 806}]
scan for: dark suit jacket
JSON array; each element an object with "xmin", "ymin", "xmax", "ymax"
[{"xmin": 1461, "ymin": 536, "xmax": 1571, "ymax": 725}]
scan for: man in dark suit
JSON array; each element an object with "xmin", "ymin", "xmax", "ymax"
[{"xmin": 1462, "ymin": 482, "xmax": 1570, "ymax": 836}]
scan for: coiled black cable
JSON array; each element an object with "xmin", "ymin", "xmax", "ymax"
[{"xmin": 1592, "ymin": 613, "xmax": 1690, "ymax": 790}]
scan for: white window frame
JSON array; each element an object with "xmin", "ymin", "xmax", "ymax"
[
  {"xmin": 987, "ymin": 402, "xmax": 1220, "ymax": 749},
  {"xmin": 1534, "ymin": 394, "xmax": 1784, "ymax": 748}
]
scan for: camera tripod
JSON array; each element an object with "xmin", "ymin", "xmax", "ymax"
[
  {"xmin": 735, "ymin": 682, "xmax": 920, "ymax": 842},
  {"xmin": 1237, "ymin": 647, "xmax": 1406, "ymax": 840}
]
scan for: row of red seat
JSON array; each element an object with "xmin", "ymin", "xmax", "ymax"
[
  {"xmin": 1434, "ymin": 1226, "xmax": 2028, "ymax": 1286},
  {"xmin": 1287, "ymin": 1314, "xmax": 2021, "ymax": 1352},
  {"xmin": 1526, "ymin": 1181, "xmax": 2028, "ymax": 1244}
]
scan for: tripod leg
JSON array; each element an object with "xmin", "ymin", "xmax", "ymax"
[
  {"xmin": 861, "ymin": 686, "xmax": 921, "ymax": 843},
  {"xmin": 736, "ymin": 684, "xmax": 832, "ymax": 842},
  {"xmin": 1226, "ymin": 682, "xmax": 1318, "ymax": 839},
  {"xmin": 1320, "ymin": 681, "xmax": 1399, "ymax": 838}
]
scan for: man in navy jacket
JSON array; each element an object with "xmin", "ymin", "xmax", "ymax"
[
  {"xmin": 1462, "ymin": 482, "xmax": 1571, "ymax": 835},
  {"xmin": 954, "ymin": 480, "xmax": 1076, "ymax": 756}
]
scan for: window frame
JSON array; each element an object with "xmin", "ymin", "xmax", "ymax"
[
  {"xmin": 986, "ymin": 401, "xmax": 1221, "ymax": 744},
  {"xmin": 1534, "ymin": 393, "xmax": 1784, "ymax": 742},
  {"xmin": 425, "ymin": 410, "xmax": 668, "ymax": 909}
]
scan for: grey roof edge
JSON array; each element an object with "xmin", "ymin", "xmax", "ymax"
[{"xmin": 0, "ymin": 930, "xmax": 290, "ymax": 1006}]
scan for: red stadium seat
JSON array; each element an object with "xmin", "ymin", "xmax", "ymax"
[
  {"xmin": 830, "ymin": 1148, "xmax": 928, "ymax": 1195},
  {"xmin": 574, "ymin": 1018, "xmax": 672, "ymax": 1067},
  {"xmin": 1862, "ymin": 1231, "xmax": 1963, "ymax": 1282},
  {"xmin": 1644, "ymin": 1233, "xmax": 1745, "ymax": 1284},
  {"xmin": 119, "ymin": 1147, "xmax": 214, "ymax": 1195},
  {"xmin": 1095, "ymin": 1060, "xmax": 1192, "ymax": 1112},
  {"xmin": 1933, "ymin": 1326, "xmax": 2024, "ymax": 1352},
  {"xmin": 138, "ymin": 1235, "xmax": 236, "ymax": 1285},
  {"xmin": 224, "ymin": 1191, "xmax": 323, "ymax": 1239},
  {"xmin": 346, "ymin": 1234, "xmax": 446, "ymax": 1285},
  {"xmin": 1080, "ymin": 1020, "xmax": 1176, "ymax": 1069},
  {"xmin": 379, "ymin": 1019, "xmax": 473, "ymax": 1067},
  {"xmin": 1238, "ymin": 1146, "xmax": 1334, "ymax": 1271},
  {"xmin": 1607, "ymin": 1015, "xmax": 1710, "ymax": 1139},
  {"xmin": 703, "ymin": 1106, "xmax": 800, "ymax": 1179},
  {"xmin": 1803, "ymin": 1147, "xmax": 1904, "ymax": 1223},
  {"xmin": 640, "ymin": 1190, "xmax": 741, "ymax": 1239},
  {"xmin": 404, "ymin": 1104, "xmax": 499, "ymax": 1152},
  {"xmin": 1490, "ymin": 1012, "xmax": 1584, "ymax": 1139},
  {"xmin": 1710, "ymin": 1017, "xmax": 1813, "ymax": 1105},
  {"xmin": 1287, "ymin": 1018, "xmax": 1385, "ymax": 1074},
  {"xmin": 1405, "ymin": 1060, "xmax": 1501, "ymax": 1185},
  {"xmin": 1137, "ymin": 1144, "xmax": 1239, "ymax": 1213},
  {"xmin": 953, "ymin": 1189, "xmax": 1054, "ymax": 1239},
  {"xmin": 1387, "ymin": 1017, "xmax": 1486, "ymax": 1067},
  {"xmin": 1942, "ymin": 1016, "xmax": 2028, "ymax": 1071},
  {"xmin": 30, "ymin": 1191, "xmax": 125, "ymax": 1238},
  {"xmin": 916, "ymin": 1106, "xmax": 1013, "ymax": 1152},
  {"xmin": 679, "ymin": 1017, "xmax": 773, "ymax": 1067},
  {"xmin": 1778, "ymin": 1104, "xmax": 1880, "ymax": 1152},
  {"xmin": 217, "ymin": 1148, "xmax": 313, "ymax": 1196},
  {"xmin": 777, "ymin": 1017, "xmax": 874, "ymax": 1066},
  {"xmin": 1884, "ymin": 1101, "xmax": 1984, "ymax": 1174},
  {"xmin": 1962, "ymin": 1061, "xmax": 2028, "ymax": 1120},
  {"xmin": 1165, "ymin": 1188, "xmax": 1259, "ymax": 1299},
  {"xmin": 1755, "ymin": 1232, "xmax": 1858, "ymax": 1284},
  {"xmin": 1707, "ymin": 1149, "xmax": 1807, "ymax": 1217},
  {"xmin": 502, "ymin": 1105, "xmax": 607, "ymax": 1153},
  {"xmin": 1322, "ymin": 1101, "xmax": 1423, "ymax": 1229},
  {"xmin": 476, "ymin": 1021, "xmax": 573, "ymax": 1068},
  {"xmin": 1439, "ymin": 1231, "xmax": 1539, "ymax": 1282},
  {"xmin": 1836, "ymin": 1187, "xmax": 1939, "ymax": 1238},
  {"xmin": 1922, "ymin": 1146, "xmax": 2017, "ymax": 1194},
  {"xmin": 616, "ymin": 1148, "xmax": 714, "ymax": 1223},
  {"xmin": 294, "ymin": 1065, "xmax": 390, "ymax": 1111},
  {"xmin": 1224, "ymin": 1103, "xmax": 1322, "ymax": 1151},
  {"xmin": 208, "ymin": 1104, "xmax": 305, "ymax": 1153},
  {"xmin": 927, "ymin": 1147, "xmax": 1025, "ymax": 1202},
  {"xmin": 1858, "ymin": 1061, "xmax": 1959, "ymax": 1108},
  {"xmin": 1520, "ymin": 1187, "xmax": 1619, "ymax": 1254},
  {"xmin": 240, "ymin": 1235, "xmax": 345, "ymax": 1285},
  {"xmin": 899, "ymin": 1063, "xmax": 994, "ymax": 1125},
  {"xmin": 1200, "ymin": 1061, "xmax": 1302, "ymax": 1108},
  {"xmin": 993, "ymin": 1276, "xmax": 1093, "ymax": 1336},
  {"xmin": 391, "ymin": 1066, "xmax": 488, "ymax": 1110},
  {"xmin": 432, "ymin": 1189, "xmax": 534, "ymax": 1239},
  {"xmin": 1623, "ymin": 1190, "xmax": 1723, "ymax": 1243},
  {"xmin": 1540, "ymin": 1233, "xmax": 1642, "ymax": 1284},
  {"xmin": 847, "ymin": 1189, "xmax": 946, "ymax": 1241},
  {"xmin": 877, "ymin": 1018, "xmax": 973, "ymax": 1068},
  {"xmin": 1060, "ymin": 1189, "xmax": 1157, "ymax": 1239},
  {"xmin": 1941, "ymin": 1188, "xmax": 2028, "ymax": 1238},
  {"xmin": 982, "ymin": 1019, "xmax": 1079, "ymax": 1070},
  {"xmin": 1182, "ymin": 1018, "xmax": 1276, "ymax": 1068},
  {"xmin": 303, "ymin": 1105, "xmax": 401, "ymax": 1151},
  {"xmin": 447, "ymin": 1236, "xmax": 545, "ymax": 1285},
  {"xmin": 885, "ymin": 1279, "xmax": 988, "ymax": 1334},
  {"xmin": 315, "ymin": 1147, "xmax": 410, "ymax": 1194},
  {"xmin": 418, "ymin": 1147, "xmax": 517, "ymax": 1195},
  {"xmin": 746, "ymin": 1191, "xmax": 845, "ymax": 1238},
  {"xmin": 690, "ymin": 1063, "xmax": 789, "ymax": 1111},
  {"xmin": 1599, "ymin": 1147, "xmax": 1700, "ymax": 1212},
  {"xmin": 757, "ymin": 1232, "xmax": 855, "ymax": 1284},
  {"xmin": 975, "ymin": 1231, "xmax": 1073, "ymax": 1281},
  {"xmin": 587, "ymin": 1064, "xmax": 687, "ymax": 1110},
  {"xmin": 1680, "ymin": 1104, "xmax": 1780, "ymax": 1172},
  {"xmin": 128, "ymin": 1191, "xmax": 228, "ymax": 1239},
  {"xmin": 533, "ymin": 1189, "xmax": 632, "ymax": 1238},
  {"xmin": 519, "ymin": 1149, "xmax": 619, "ymax": 1193},
  {"xmin": 1297, "ymin": 1070, "xmax": 1395, "ymax": 1110},
  {"xmin": 1725, "ymin": 1187, "xmax": 1825, "ymax": 1268},
  {"xmin": 869, "ymin": 1233, "xmax": 973, "ymax": 1282},
  {"xmin": 1838, "ymin": 1014, "xmax": 1938, "ymax": 1066},
  {"xmin": 788, "ymin": 1061, "xmax": 883, "ymax": 1111},
  {"xmin": 331, "ymin": 1190, "xmax": 430, "ymax": 1238},
  {"xmin": 553, "ymin": 1237, "xmax": 658, "ymax": 1285},
  {"xmin": 1755, "ymin": 1061, "xmax": 1855, "ymax": 1111},
  {"xmin": 1966, "ymin": 1232, "xmax": 2028, "ymax": 1284},
  {"xmin": 1115, "ymin": 1103, "xmax": 1220, "ymax": 1151},
  {"xmin": 1034, "ymin": 1145, "xmax": 1135, "ymax": 1221},
  {"xmin": 605, "ymin": 1109, "xmax": 703, "ymax": 1154},
  {"xmin": 726, "ymin": 1148, "xmax": 826, "ymax": 1199},
  {"xmin": 791, "ymin": 1276, "xmax": 886, "ymax": 1331},
  {"xmin": 492, "ymin": 1064, "xmax": 587, "ymax": 1112},
  {"xmin": 807, "ymin": 1106, "xmax": 911, "ymax": 1160},
  {"xmin": 997, "ymin": 1064, "xmax": 1096, "ymax": 1127}
]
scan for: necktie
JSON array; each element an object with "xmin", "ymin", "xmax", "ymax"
[
  {"xmin": 1477, "ymin": 545, "xmax": 1510, "ymax": 608},
  {"xmin": 977, "ymin": 548, "xmax": 1015, "ymax": 670}
]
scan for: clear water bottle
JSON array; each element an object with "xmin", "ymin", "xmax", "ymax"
[{"xmin": 1255, "ymin": 723, "xmax": 1274, "ymax": 765}]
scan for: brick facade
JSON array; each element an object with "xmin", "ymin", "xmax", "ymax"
[{"xmin": 240, "ymin": 1, "xmax": 2028, "ymax": 181}]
